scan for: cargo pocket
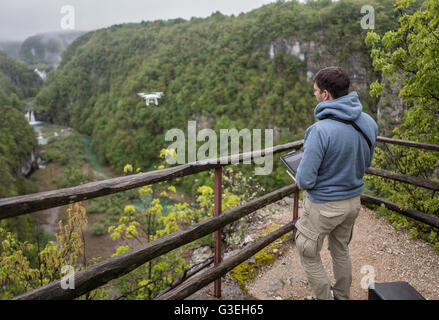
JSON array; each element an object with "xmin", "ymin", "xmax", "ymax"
[{"xmin": 295, "ymin": 226, "xmax": 319, "ymax": 258}]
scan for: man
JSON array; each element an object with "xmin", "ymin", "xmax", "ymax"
[{"xmin": 295, "ymin": 66, "xmax": 378, "ymax": 300}]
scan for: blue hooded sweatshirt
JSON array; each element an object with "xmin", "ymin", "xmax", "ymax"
[{"xmin": 295, "ymin": 91, "xmax": 378, "ymax": 203}]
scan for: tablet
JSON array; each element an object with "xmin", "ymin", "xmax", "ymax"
[{"xmin": 280, "ymin": 149, "xmax": 304, "ymax": 176}]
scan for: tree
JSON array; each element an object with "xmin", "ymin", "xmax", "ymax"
[
  {"xmin": 0, "ymin": 202, "xmax": 109, "ymax": 299},
  {"xmin": 107, "ymin": 151, "xmax": 243, "ymax": 299},
  {"xmin": 365, "ymin": 0, "xmax": 439, "ymax": 253},
  {"xmin": 366, "ymin": 0, "xmax": 438, "ymax": 144}
]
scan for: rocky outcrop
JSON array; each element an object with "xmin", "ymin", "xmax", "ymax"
[
  {"xmin": 190, "ymin": 245, "xmax": 213, "ymax": 267},
  {"xmin": 267, "ymin": 36, "xmax": 369, "ymax": 94},
  {"xmin": 20, "ymin": 151, "xmax": 39, "ymax": 177},
  {"xmin": 375, "ymin": 73, "xmax": 408, "ymax": 137},
  {"xmin": 266, "ymin": 35, "xmax": 407, "ymax": 136}
]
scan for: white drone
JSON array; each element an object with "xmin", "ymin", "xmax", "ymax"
[{"xmin": 137, "ymin": 92, "xmax": 164, "ymax": 106}]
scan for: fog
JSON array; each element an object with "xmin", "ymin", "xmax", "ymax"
[{"xmin": 0, "ymin": 0, "xmax": 279, "ymax": 41}]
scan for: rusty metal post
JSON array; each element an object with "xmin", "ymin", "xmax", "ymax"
[{"xmin": 213, "ymin": 167, "xmax": 222, "ymax": 298}]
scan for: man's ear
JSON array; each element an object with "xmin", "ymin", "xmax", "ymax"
[{"xmin": 323, "ymin": 90, "xmax": 333, "ymax": 101}]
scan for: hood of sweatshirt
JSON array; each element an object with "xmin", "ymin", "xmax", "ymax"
[{"xmin": 314, "ymin": 91, "xmax": 362, "ymax": 121}]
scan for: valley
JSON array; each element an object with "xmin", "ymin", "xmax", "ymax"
[
  {"xmin": 0, "ymin": 0, "xmax": 437, "ymax": 300},
  {"xmin": 26, "ymin": 111, "xmax": 187, "ymax": 262}
]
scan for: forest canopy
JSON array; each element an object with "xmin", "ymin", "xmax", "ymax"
[{"xmin": 35, "ymin": 0, "xmax": 400, "ymax": 188}]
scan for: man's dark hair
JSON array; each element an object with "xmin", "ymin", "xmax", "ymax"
[{"xmin": 313, "ymin": 67, "xmax": 350, "ymax": 99}]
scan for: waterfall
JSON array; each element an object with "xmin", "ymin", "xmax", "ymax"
[
  {"xmin": 25, "ymin": 111, "xmax": 37, "ymax": 124},
  {"xmin": 34, "ymin": 68, "xmax": 47, "ymax": 80},
  {"xmin": 25, "ymin": 111, "xmax": 47, "ymax": 144}
]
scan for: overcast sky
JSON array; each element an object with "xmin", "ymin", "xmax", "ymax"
[{"xmin": 0, "ymin": 0, "xmax": 283, "ymax": 41}]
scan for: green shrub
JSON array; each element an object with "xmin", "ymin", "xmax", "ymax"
[{"xmin": 89, "ymin": 222, "xmax": 107, "ymax": 236}]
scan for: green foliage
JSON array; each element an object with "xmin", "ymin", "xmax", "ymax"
[
  {"xmin": 366, "ymin": 0, "xmax": 438, "ymax": 145},
  {"xmin": 102, "ymin": 150, "xmax": 252, "ymax": 299},
  {"xmin": 60, "ymin": 166, "xmax": 90, "ymax": 189},
  {"xmin": 106, "ymin": 181, "xmax": 186, "ymax": 299},
  {"xmin": 0, "ymin": 50, "xmax": 42, "ymax": 99},
  {"xmin": 39, "ymin": 133, "xmax": 93, "ymax": 188},
  {"xmin": 0, "ymin": 51, "xmax": 43, "ymax": 202},
  {"xmin": 0, "ymin": 202, "xmax": 110, "ymax": 299},
  {"xmin": 106, "ymin": 177, "xmax": 244, "ymax": 299},
  {"xmin": 365, "ymin": 0, "xmax": 439, "ymax": 253},
  {"xmin": 86, "ymin": 187, "xmax": 139, "ymax": 236},
  {"xmin": 0, "ymin": 227, "xmax": 36, "ymax": 298},
  {"xmin": 0, "ymin": 51, "xmax": 52, "ymax": 284},
  {"xmin": 0, "ymin": 104, "xmax": 38, "ymax": 198}
]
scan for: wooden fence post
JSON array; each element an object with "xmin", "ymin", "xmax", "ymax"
[{"xmin": 214, "ymin": 167, "xmax": 222, "ymax": 298}]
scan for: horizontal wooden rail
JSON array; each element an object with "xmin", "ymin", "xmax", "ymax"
[
  {"xmin": 13, "ymin": 184, "xmax": 299, "ymax": 300},
  {"xmin": 366, "ymin": 167, "xmax": 439, "ymax": 191},
  {"xmin": 5, "ymin": 135, "xmax": 439, "ymax": 300},
  {"xmin": 360, "ymin": 194, "xmax": 439, "ymax": 229},
  {"xmin": 155, "ymin": 257, "xmax": 214, "ymax": 299},
  {"xmin": 155, "ymin": 219, "xmax": 298, "ymax": 300},
  {"xmin": 2, "ymin": 137, "xmax": 437, "ymax": 220},
  {"xmin": 158, "ymin": 192, "xmax": 439, "ymax": 300},
  {"xmin": 376, "ymin": 136, "xmax": 439, "ymax": 152},
  {"xmin": 0, "ymin": 140, "xmax": 304, "ymax": 220}
]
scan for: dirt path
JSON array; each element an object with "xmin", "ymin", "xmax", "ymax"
[{"xmin": 245, "ymin": 204, "xmax": 439, "ymax": 300}]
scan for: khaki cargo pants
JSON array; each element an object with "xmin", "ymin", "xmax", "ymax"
[{"xmin": 295, "ymin": 192, "xmax": 361, "ymax": 300}]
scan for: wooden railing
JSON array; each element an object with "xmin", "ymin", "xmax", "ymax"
[{"xmin": 0, "ymin": 136, "xmax": 438, "ymax": 300}]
